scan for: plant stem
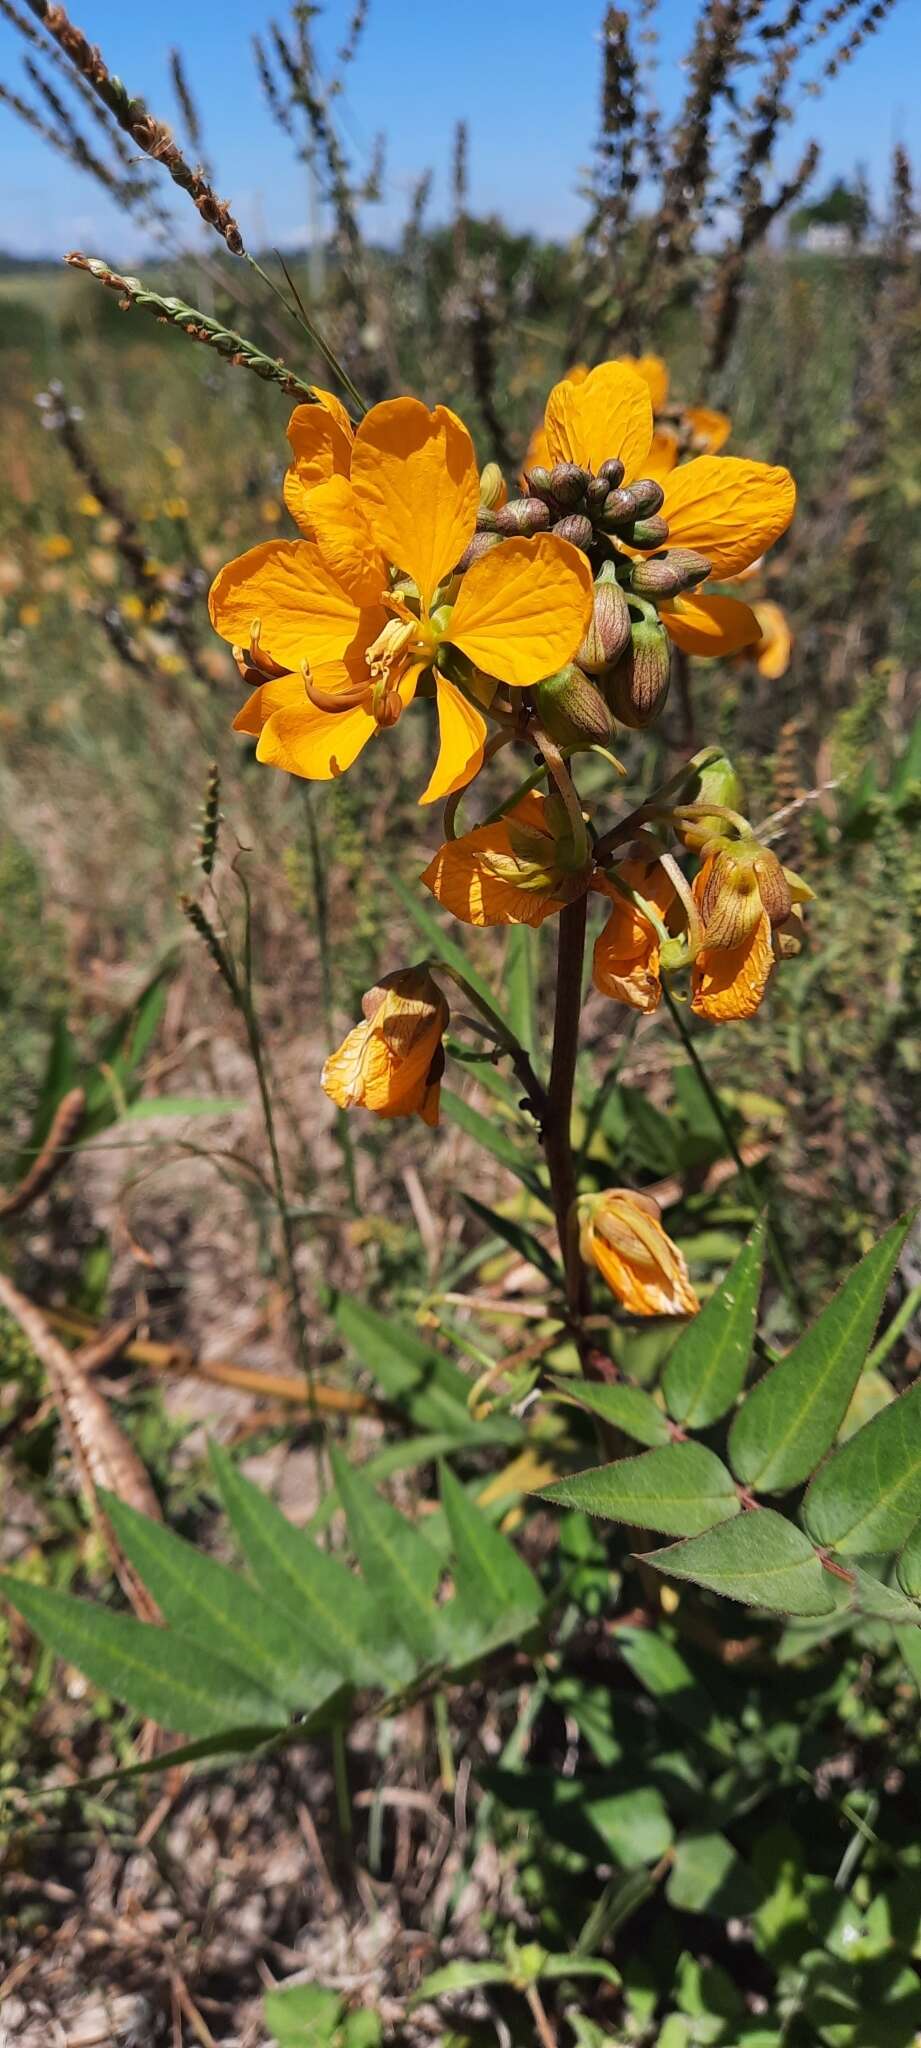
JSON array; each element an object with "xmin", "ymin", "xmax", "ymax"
[
  {"xmin": 661, "ymin": 980, "xmax": 802, "ymax": 1319},
  {"xmin": 303, "ymin": 789, "xmax": 358, "ymax": 1213},
  {"xmin": 543, "ymin": 896, "xmax": 592, "ymax": 1329},
  {"xmin": 240, "ymin": 985, "xmax": 321, "ymax": 1410}
]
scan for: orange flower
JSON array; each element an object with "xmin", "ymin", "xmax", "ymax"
[
  {"xmin": 282, "ymin": 388, "xmax": 356, "ymax": 534},
  {"xmin": 422, "ymin": 791, "xmax": 590, "ymax": 928},
  {"xmin": 210, "ymin": 396, "xmax": 592, "ymax": 806},
  {"xmin": 690, "ymin": 840, "xmax": 811, "ymax": 1022},
  {"xmin": 750, "ymin": 598, "xmax": 793, "ymax": 680},
  {"xmin": 321, "ymin": 967, "xmax": 449, "ymax": 1126},
  {"xmin": 592, "ymin": 854, "xmax": 677, "ymax": 1012},
  {"xmin": 579, "ymin": 1190, "xmax": 699, "ymax": 1317},
  {"xmin": 524, "ymin": 360, "xmax": 792, "ymax": 658}
]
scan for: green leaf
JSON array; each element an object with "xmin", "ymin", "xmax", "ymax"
[
  {"xmin": 441, "ymin": 1088, "xmax": 544, "ymax": 1197},
  {"xmin": 265, "ymin": 1984, "xmax": 343, "ymax": 2047},
  {"xmin": 463, "ymin": 1192, "xmax": 560, "ymax": 1286},
  {"xmin": 896, "ymin": 1519, "xmax": 921, "ymax": 1599},
  {"xmin": 537, "ymin": 1443, "xmax": 741, "ymax": 1538},
  {"xmin": 482, "ymin": 1766, "xmax": 673, "ymax": 1868},
  {"xmin": 802, "ymin": 1379, "xmax": 921, "ymax": 1557},
  {"xmin": 599, "ymin": 1083, "xmax": 680, "ymax": 1175},
  {"xmin": 330, "ymin": 1445, "xmax": 443, "ymax": 1667},
  {"xmin": 540, "ymin": 1954, "xmax": 621, "ymax": 1988},
  {"xmin": 549, "ymin": 1374, "xmax": 671, "ymax": 1448},
  {"xmin": 663, "ymin": 1224, "xmax": 765, "ymax": 1429},
  {"xmin": 646, "ymin": 1509, "xmax": 837, "ymax": 1616},
  {"xmin": 102, "ymin": 1493, "xmax": 334, "ymax": 1713},
  {"xmin": 728, "ymin": 1217, "xmax": 912, "ymax": 1493},
  {"xmin": 896, "ymin": 1626, "xmax": 921, "ymax": 1692},
  {"xmin": 616, "ymin": 1627, "xmax": 734, "ymax": 1756},
  {"xmin": 440, "ymin": 1464, "xmax": 541, "ymax": 1647},
  {"xmin": 410, "ymin": 1959, "xmax": 511, "ymax": 2005},
  {"xmin": 332, "ymin": 1293, "xmax": 518, "ymax": 1444},
  {"xmin": 848, "ymin": 1566, "xmax": 921, "ymax": 1627},
  {"xmin": 503, "ymin": 923, "xmax": 538, "ymax": 1054},
  {"xmin": 666, "ymin": 1831, "xmax": 759, "ymax": 1916},
  {"xmin": 0, "ymin": 1573, "xmax": 286, "ymax": 1735},
  {"xmin": 209, "ymin": 1445, "xmax": 411, "ymax": 1689},
  {"xmin": 123, "ymin": 1095, "xmax": 246, "ymax": 1120}
]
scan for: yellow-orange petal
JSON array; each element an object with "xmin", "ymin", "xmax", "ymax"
[
  {"xmin": 449, "ymin": 533, "xmax": 593, "ymax": 688},
  {"xmin": 587, "ymin": 1195, "xmax": 699, "ymax": 1317},
  {"xmin": 232, "ymin": 671, "xmax": 306, "ymax": 737},
  {"xmin": 644, "ymin": 429, "xmax": 681, "ymax": 484},
  {"xmin": 543, "ymin": 361, "xmax": 654, "ymax": 482},
  {"xmin": 209, "ymin": 539, "xmax": 384, "ymax": 671},
  {"xmin": 256, "ymin": 696, "xmax": 378, "ymax": 781},
  {"xmin": 617, "ymin": 353, "xmax": 669, "ymax": 413},
  {"xmin": 286, "ymin": 393, "xmax": 354, "ymax": 479},
  {"xmin": 349, "ymin": 396, "xmax": 479, "ymax": 609},
  {"xmin": 661, "ymin": 590, "xmax": 763, "ymax": 658},
  {"xmin": 691, "ymin": 909, "xmax": 774, "ymax": 1022},
  {"xmin": 752, "ymin": 599, "xmax": 793, "ymax": 679},
  {"xmin": 421, "ymin": 794, "xmax": 582, "ymax": 929},
  {"xmin": 592, "ymin": 858, "xmax": 676, "ymax": 1012},
  {"xmin": 419, "ymin": 672, "xmax": 487, "ymax": 807},
  {"xmin": 660, "ymin": 456, "xmax": 796, "ymax": 579},
  {"xmin": 321, "ymin": 974, "xmax": 448, "ymax": 1121},
  {"xmin": 304, "ymin": 475, "xmax": 386, "ymax": 603},
  {"xmin": 684, "ymin": 405, "xmax": 731, "ymax": 455}
]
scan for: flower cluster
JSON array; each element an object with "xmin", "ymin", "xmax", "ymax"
[{"xmin": 209, "ymin": 357, "xmax": 808, "ymax": 1320}]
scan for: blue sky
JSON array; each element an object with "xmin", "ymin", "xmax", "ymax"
[{"xmin": 0, "ymin": 0, "xmax": 916, "ymax": 258}]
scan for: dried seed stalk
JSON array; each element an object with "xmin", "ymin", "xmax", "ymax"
[{"xmin": 65, "ymin": 254, "xmax": 322, "ymax": 404}]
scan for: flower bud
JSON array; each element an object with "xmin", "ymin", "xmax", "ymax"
[
  {"xmin": 479, "ymin": 461, "xmax": 508, "ymax": 510},
  {"xmin": 549, "ymin": 461, "xmax": 590, "ymax": 508},
  {"xmin": 630, "ymin": 514, "xmax": 670, "ymax": 548},
  {"xmin": 495, "ymin": 495, "xmax": 551, "ymax": 535},
  {"xmin": 629, "ymin": 548, "xmax": 711, "ymax": 597},
  {"xmin": 455, "ymin": 531, "xmax": 504, "ymax": 573},
  {"xmin": 627, "ymin": 478, "xmax": 666, "ymax": 518},
  {"xmin": 585, "ymin": 475, "xmax": 610, "ymax": 512},
  {"xmin": 597, "ymin": 457, "xmax": 625, "ymax": 487},
  {"xmin": 578, "ymin": 575, "xmax": 632, "ymax": 672},
  {"xmin": 752, "ymin": 848, "xmax": 793, "ymax": 926},
  {"xmin": 476, "ymin": 505, "xmax": 499, "ymax": 532},
  {"xmin": 523, "ymin": 465, "xmax": 554, "ymax": 501},
  {"xmin": 606, "ymin": 618, "xmax": 671, "ymax": 727},
  {"xmin": 552, "ymin": 513, "xmax": 594, "ymax": 551},
  {"xmin": 532, "ymin": 662, "xmax": 613, "ymax": 747},
  {"xmin": 598, "ymin": 486, "xmax": 638, "ymax": 530},
  {"xmin": 673, "ymin": 750, "xmax": 748, "ymax": 849}
]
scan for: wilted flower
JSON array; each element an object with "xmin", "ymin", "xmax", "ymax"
[
  {"xmin": 210, "ymin": 395, "xmax": 592, "ymax": 805},
  {"xmin": 690, "ymin": 839, "xmax": 813, "ymax": 1022},
  {"xmin": 578, "ymin": 1190, "xmax": 699, "ymax": 1317},
  {"xmin": 593, "ymin": 854, "xmax": 677, "ymax": 1012},
  {"xmin": 422, "ymin": 791, "xmax": 591, "ymax": 929},
  {"xmin": 321, "ymin": 967, "xmax": 449, "ymax": 1126}
]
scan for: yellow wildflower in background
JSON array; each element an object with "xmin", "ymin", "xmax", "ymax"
[
  {"xmin": 322, "ymin": 967, "xmax": 449, "ymax": 1126},
  {"xmin": 579, "ymin": 1190, "xmax": 699, "ymax": 1317},
  {"xmin": 211, "ymin": 395, "xmax": 592, "ymax": 804}
]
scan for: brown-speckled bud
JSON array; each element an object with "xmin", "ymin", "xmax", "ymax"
[
  {"xmin": 552, "ymin": 513, "xmax": 595, "ymax": 551},
  {"xmin": 630, "ymin": 548, "xmax": 712, "ymax": 597},
  {"xmin": 476, "ymin": 506, "xmax": 499, "ymax": 532},
  {"xmin": 495, "ymin": 495, "xmax": 552, "ymax": 535},
  {"xmin": 598, "ymin": 457, "xmax": 626, "ymax": 487},
  {"xmin": 549, "ymin": 462, "xmax": 590, "ymax": 508},
  {"xmin": 598, "ymin": 486, "xmax": 638, "ymax": 530},
  {"xmin": 630, "ymin": 514, "xmax": 670, "ymax": 548},
  {"xmin": 524, "ymin": 465, "xmax": 554, "ymax": 501},
  {"xmin": 585, "ymin": 475, "xmax": 610, "ymax": 513},
  {"xmin": 578, "ymin": 574, "xmax": 632, "ymax": 672},
  {"xmin": 606, "ymin": 619, "xmax": 671, "ymax": 728},
  {"xmin": 753, "ymin": 848, "xmax": 793, "ymax": 926},
  {"xmin": 456, "ymin": 530, "xmax": 504, "ymax": 572},
  {"xmin": 533, "ymin": 662, "xmax": 613, "ymax": 747},
  {"xmin": 628, "ymin": 479, "xmax": 666, "ymax": 518}
]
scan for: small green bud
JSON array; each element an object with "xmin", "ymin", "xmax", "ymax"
[
  {"xmin": 606, "ymin": 618, "xmax": 671, "ymax": 727},
  {"xmin": 478, "ymin": 461, "xmax": 506, "ymax": 509},
  {"xmin": 630, "ymin": 514, "xmax": 670, "ymax": 548},
  {"xmin": 495, "ymin": 494, "xmax": 551, "ymax": 535},
  {"xmin": 523, "ymin": 465, "xmax": 554, "ymax": 500},
  {"xmin": 533, "ymin": 661, "xmax": 613, "ymax": 747},
  {"xmin": 629, "ymin": 548, "xmax": 711, "ymax": 596},
  {"xmin": 475, "ymin": 505, "xmax": 499, "ymax": 532},
  {"xmin": 549, "ymin": 461, "xmax": 590, "ymax": 508},
  {"xmin": 552, "ymin": 513, "xmax": 594, "ymax": 551},
  {"xmin": 578, "ymin": 574, "xmax": 631, "ymax": 672}
]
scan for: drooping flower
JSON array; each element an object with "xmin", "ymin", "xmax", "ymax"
[
  {"xmin": 421, "ymin": 791, "xmax": 591, "ymax": 928},
  {"xmin": 592, "ymin": 854, "xmax": 677, "ymax": 1012},
  {"xmin": 321, "ymin": 967, "xmax": 449, "ymax": 1126},
  {"xmin": 690, "ymin": 839, "xmax": 812, "ymax": 1022},
  {"xmin": 578, "ymin": 1190, "xmax": 699, "ymax": 1317},
  {"xmin": 210, "ymin": 396, "xmax": 592, "ymax": 805},
  {"xmin": 523, "ymin": 360, "xmax": 793, "ymax": 658}
]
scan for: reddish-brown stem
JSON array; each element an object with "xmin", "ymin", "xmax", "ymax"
[{"xmin": 542, "ymin": 895, "xmax": 592, "ymax": 1331}]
